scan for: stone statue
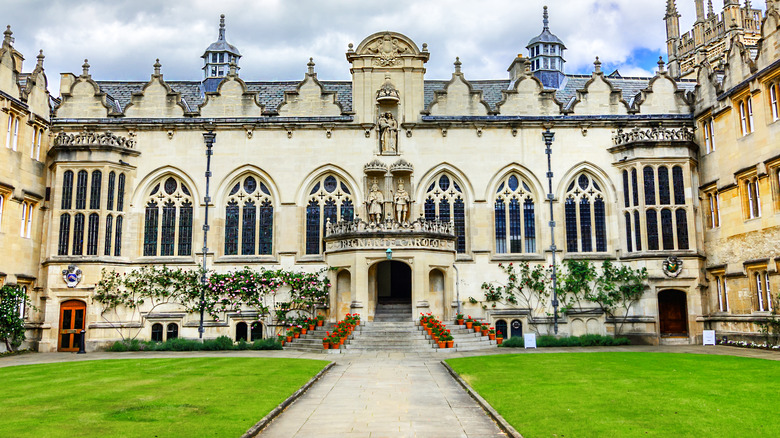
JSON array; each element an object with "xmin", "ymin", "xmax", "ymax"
[
  {"xmin": 394, "ymin": 181, "xmax": 411, "ymax": 223},
  {"xmin": 366, "ymin": 180, "xmax": 385, "ymax": 223},
  {"xmin": 378, "ymin": 112, "xmax": 398, "ymax": 153}
]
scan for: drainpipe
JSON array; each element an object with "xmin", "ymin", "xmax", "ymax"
[{"xmin": 453, "ymin": 264, "xmax": 461, "ymax": 316}]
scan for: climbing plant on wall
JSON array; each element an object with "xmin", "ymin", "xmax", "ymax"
[{"xmin": 0, "ymin": 285, "xmax": 32, "ymax": 351}]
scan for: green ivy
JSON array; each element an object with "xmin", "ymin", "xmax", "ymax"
[{"xmin": 1, "ymin": 285, "xmax": 31, "ymax": 351}]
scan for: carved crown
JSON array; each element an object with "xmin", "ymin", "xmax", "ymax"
[
  {"xmin": 364, "ymin": 159, "xmax": 388, "ymax": 173},
  {"xmin": 390, "ymin": 159, "xmax": 414, "ymax": 173}
]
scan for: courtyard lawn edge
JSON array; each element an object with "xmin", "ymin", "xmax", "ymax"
[
  {"xmin": 241, "ymin": 361, "xmax": 335, "ymax": 437},
  {"xmin": 441, "ymin": 360, "xmax": 522, "ymax": 438}
]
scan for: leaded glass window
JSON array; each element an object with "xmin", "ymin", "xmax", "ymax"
[
  {"xmin": 104, "ymin": 215, "xmax": 113, "ymax": 256},
  {"xmin": 117, "ymin": 173, "xmax": 125, "ymax": 212},
  {"xmin": 224, "ymin": 176, "xmax": 274, "ymax": 254},
  {"xmin": 661, "ymin": 209, "xmax": 674, "ymax": 250},
  {"xmin": 90, "ymin": 170, "xmax": 102, "ymax": 209},
  {"xmin": 622, "ymin": 170, "xmax": 630, "ymax": 208},
  {"xmin": 631, "ymin": 169, "xmax": 639, "ymax": 206},
  {"xmin": 425, "ymin": 174, "xmax": 467, "ymax": 253},
  {"xmin": 564, "ymin": 173, "xmax": 607, "ymax": 253},
  {"xmin": 259, "ymin": 200, "xmax": 273, "ymax": 255},
  {"xmin": 624, "ymin": 212, "xmax": 632, "ymax": 252},
  {"xmin": 305, "ymin": 174, "xmax": 353, "ymax": 255},
  {"xmin": 658, "ymin": 166, "xmax": 670, "ymax": 205},
  {"xmin": 225, "ymin": 200, "xmax": 239, "ymax": 255},
  {"xmin": 58, "ymin": 214, "xmax": 70, "ymax": 255},
  {"xmin": 61, "ymin": 170, "xmax": 73, "ymax": 209},
  {"xmin": 114, "ymin": 216, "xmax": 123, "ymax": 256},
  {"xmin": 86, "ymin": 213, "xmax": 99, "ymax": 255},
  {"xmin": 676, "ymin": 209, "xmax": 689, "ymax": 250},
  {"xmin": 107, "ymin": 171, "xmax": 116, "ymax": 211},
  {"xmin": 646, "ymin": 210, "xmax": 659, "ymax": 251},
  {"xmin": 494, "ymin": 173, "xmax": 535, "ymax": 254},
  {"xmin": 633, "ymin": 210, "xmax": 642, "ymax": 251},
  {"xmin": 643, "ymin": 166, "xmax": 655, "ymax": 206},
  {"xmin": 75, "ymin": 170, "xmax": 88, "ymax": 210},
  {"xmin": 73, "ymin": 213, "xmax": 85, "ymax": 255},
  {"xmin": 672, "ymin": 166, "xmax": 685, "ymax": 205},
  {"xmin": 143, "ymin": 176, "xmax": 193, "ymax": 257},
  {"xmin": 241, "ymin": 200, "xmax": 256, "ymax": 255}
]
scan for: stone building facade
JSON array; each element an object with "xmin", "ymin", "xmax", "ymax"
[{"xmin": 2, "ymin": 3, "xmax": 778, "ymax": 352}]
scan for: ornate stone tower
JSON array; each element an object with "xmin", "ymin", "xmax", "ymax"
[
  {"xmin": 664, "ymin": 0, "xmax": 682, "ymax": 78},
  {"xmin": 201, "ymin": 14, "xmax": 241, "ymax": 91},
  {"xmin": 526, "ymin": 6, "xmax": 566, "ymax": 89}
]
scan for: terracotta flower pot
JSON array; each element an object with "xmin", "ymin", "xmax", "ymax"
[
  {"xmin": 309, "ymin": 325, "xmax": 315, "ymax": 331},
  {"xmin": 496, "ymin": 338, "xmax": 503, "ymax": 345},
  {"xmin": 286, "ymin": 336, "xmax": 293, "ymax": 342},
  {"xmin": 437, "ymin": 341, "xmax": 446, "ymax": 349},
  {"xmin": 317, "ymin": 320, "xmax": 323, "ymax": 327},
  {"xmin": 280, "ymin": 340, "xmax": 285, "ymax": 346},
  {"xmin": 446, "ymin": 340, "xmax": 454, "ymax": 348},
  {"xmin": 466, "ymin": 322, "xmax": 473, "ymax": 329},
  {"xmin": 489, "ymin": 334, "xmax": 496, "ymax": 340},
  {"xmin": 294, "ymin": 333, "xmax": 300, "ymax": 339},
  {"xmin": 481, "ymin": 329, "xmax": 489, "ymax": 336},
  {"xmin": 301, "ymin": 328, "xmax": 307, "ymax": 335},
  {"xmin": 457, "ymin": 319, "xmax": 464, "ymax": 325}
]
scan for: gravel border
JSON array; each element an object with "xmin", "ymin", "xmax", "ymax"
[
  {"xmin": 441, "ymin": 361, "xmax": 523, "ymax": 438},
  {"xmin": 241, "ymin": 361, "xmax": 335, "ymax": 437}
]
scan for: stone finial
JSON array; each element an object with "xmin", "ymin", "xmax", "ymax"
[
  {"xmin": 657, "ymin": 56, "xmax": 666, "ymax": 73},
  {"xmin": 454, "ymin": 57, "xmax": 462, "ymax": 74},
  {"xmin": 593, "ymin": 56, "xmax": 602, "ymax": 74},
  {"xmin": 37, "ymin": 50, "xmax": 45, "ymax": 68},
  {"xmin": 543, "ymin": 5, "xmax": 549, "ymax": 30},
  {"xmin": 307, "ymin": 57, "xmax": 315, "ymax": 75},
  {"xmin": 422, "ymin": 43, "xmax": 428, "ymax": 52},
  {"xmin": 218, "ymin": 14, "xmax": 226, "ymax": 40},
  {"xmin": 707, "ymin": 0, "xmax": 715, "ymax": 17},
  {"xmin": 81, "ymin": 59, "xmax": 90, "ymax": 77},
  {"xmin": 665, "ymin": 0, "xmax": 679, "ymax": 17},
  {"xmin": 744, "ymin": 0, "xmax": 752, "ymax": 10},
  {"xmin": 153, "ymin": 58, "xmax": 161, "ymax": 76},
  {"xmin": 3, "ymin": 25, "xmax": 12, "ymax": 46},
  {"xmin": 347, "ymin": 43, "xmax": 354, "ymax": 53},
  {"xmin": 228, "ymin": 59, "xmax": 237, "ymax": 76}
]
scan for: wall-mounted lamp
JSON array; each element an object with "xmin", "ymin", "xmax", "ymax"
[{"xmin": 386, "ymin": 248, "xmax": 392, "ymax": 260}]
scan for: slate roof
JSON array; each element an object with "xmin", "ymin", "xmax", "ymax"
[{"xmin": 93, "ymin": 74, "xmax": 696, "ymax": 115}]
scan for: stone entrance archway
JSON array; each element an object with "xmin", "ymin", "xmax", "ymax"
[
  {"xmin": 376, "ymin": 260, "xmax": 412, "ymax": 303},
  {"xmin": 658, "ymin": 289, "xmax": 688, "ymax": 336}
]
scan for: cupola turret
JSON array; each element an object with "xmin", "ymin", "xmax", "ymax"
[
  {"xmin": 526, "ymin": 6, "xmax": 566, "ymax": 89},
  {"xmin": 202, "ymin": 14, "xmax": 241, "ymax": 89}
]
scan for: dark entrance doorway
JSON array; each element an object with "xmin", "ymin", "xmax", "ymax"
[
  {"xmin": 59, "ymin": 300, "xmax": 86, "ymax": 352},
  {"xmin": 376, "ymin": 261, "xmax": 412, "ymax": 303},
  {"xmin": 658, "ymin": 290, "xmax": 688, "ymax": 336}
]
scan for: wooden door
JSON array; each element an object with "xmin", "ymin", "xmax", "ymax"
[
  {"xmin": 658, "ymin": 290, "xmax": 688, "ymax": 336},
  {"xmin": 59, "ymin": 300, "xmax": 86, "ymax": 352}
]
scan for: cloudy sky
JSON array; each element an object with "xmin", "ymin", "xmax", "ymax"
[{"xmin": 4, "ymin": 0, "xmax": 751, "ymax": 94}]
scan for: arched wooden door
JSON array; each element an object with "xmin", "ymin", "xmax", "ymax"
[
  {"xmin": 658, "ymin": 290, "xmax": 688, "ymax": 336},
  {"xmin": 59, "ymin": 300, "xmax": 86, "ymax": 352}
]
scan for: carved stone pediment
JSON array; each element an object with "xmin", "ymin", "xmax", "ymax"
[
  {"xmin": 390, "ymin": 159, "xmax": 413, "ymax": 173},
  {"xmin": 348, "ymin": 31, "xmax": 429, "ymax": 65}
]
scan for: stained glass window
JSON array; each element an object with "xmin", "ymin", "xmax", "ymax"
[
  {"xmin": 104, "ymin": 215, "xmax": 113, "ymax": 256},
  {"xmin": 241, "ymin": 200, "xmax": 256, "ymax": 255},
  {"xmin": 75, "ymin": 170, "xmax": 88, "ymax": 209},
  {"xmin": 661, "ymin": 209, "xmax": 674, "ymax": 250},
  {"xmin": 114, "ymin": 216, "xmax": 123, "ymax": 256},
  {"xmin": 658, "ymin": 166, "xmax": 670, "ymax": 205},
  {"xmin": 426, "ymin": 174, "xmax": 467, "ymax": 253},
  {"xmin": 225, "ymin": 200, "xmax": 239, "ymax": 255},
  {"xmin": 107, "ymin": 171, "xmax": 115, "ymax": 211},
  {"xmin": 116, "ymin": 173, "xmax": 125, "ymax": 211},
  {"xmin": 624, "ymin": 212, "xmax": 633, "ymax": 252},
  {"xmin": 90, "ymin": 170, "xmax": 102, "ymax": 209},
  {"xmin": 61, "ymin": 170, "xmax": 73, "ymax": 209},
  {"xmin": 73, "ymin": 213, "xmax": 85, "ymax": 255},
  {"xmin": 87, "ymin": 213, "xmax": 99, "ymax": 255},
  {"xmin": 644, "ymin": 166, "xmax": 655, "ymax": 205},
  {"xmin": 672, "ymin": 166, "xmax": 685, "ymax": 205},
  {"xmin": 58, "ymin": 214, "xmax": 70, "ymax": 255},
  {"xmin": 646, "ymin": 210, "xmax": 659, "ymax": 250},
  {"xmin": 305, "ymin": 174, "xmax": 353, "ymax": 255},
  {"xmin": 676, "ymin": 209, "xmax": 689, "ymax": 250},
  {"xmin": 565, "ymin": 173, "xmax": 607, "ymax": 253},
  {"xmin": 143, "ymin": 201, "xmax": 159, "ymax": 256}
]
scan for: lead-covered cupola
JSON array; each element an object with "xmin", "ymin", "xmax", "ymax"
[
  {"xmin": 526, "ymin": 6, "xmax": 566, "ymax": 89},
  {"xmin": 202, "ymin": 14, "xmax": 241, "ymax": 89}
]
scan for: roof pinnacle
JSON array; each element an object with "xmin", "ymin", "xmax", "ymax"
[
  {"xmin": 543, "ymin": 6, "xmax": 549, "ymax": 31},
  {"xmin": 708, "ymin": 0, "xmax": 715, "ymax": 17},
  {"xmin": 593, "ymin": 56, "xmax": 602, "ymax": 74},
  {"xmin": 153, "ymin": 58, "xmax": 161, "ymax": 76},
  {"xmin": 307, "ymin": 57, "xmax": 315, "ymax": 75},
  {"xmin": 657, "ymin": 56, "xmax": 666, "ymax": 73},
  {"xmin": 37, "ymin": 50, "xmax": 45, "ymax": 68},
  {"xmin": 82, "ymin": 59, "xmax": 90, "ymax": 77},
  {"xmin": 219, "ymin": 14, "xmax": 226, "ymax": 41},
  {"xmin": 3, "ymin": 25, "xmax": 13, "ymax": 46},
  {"xmin": 454, "ymin": 57, "xmax": 462, "ymax": 74}
]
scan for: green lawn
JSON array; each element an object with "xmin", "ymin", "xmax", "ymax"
[
  {"xmin": 447, "ymin": 352, "xmax": 780, "ymax": 437},
  {"xmin": 0, "ymin": 357, "xmax": 328, "ymax": 438}
]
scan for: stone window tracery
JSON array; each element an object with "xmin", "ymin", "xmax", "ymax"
[
  {"xmin": 564, "ymin": 173, "xmax": 606, "ymax": 253},
  {"xmin": 143, "ymin": 176, "xmax": 193, "ymax": 257},
  {"xmin": 494, "ymin": 173, "xmax": 536, "ymax": 254},
  {"xmin": 223, "ymin": 175, "xmax": 273, "ymax": 256},
  {"xmin": 425, "ymin": 174, "xmax": 466, "ymax": 253},
  {"xmin": 305, "ymin": 174, "xmax": 353, "ymax": 255}
]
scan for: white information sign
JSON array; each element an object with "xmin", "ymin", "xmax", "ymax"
[
  {"xmin": 524, "ymin": 333, "xmax": 537, "ymax": 349},
  {"xmin": 702, "ymin": 330, "xmax": 716, "ymax": 346}
]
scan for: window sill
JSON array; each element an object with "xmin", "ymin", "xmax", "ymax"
[
  {"xmin": 297, "ymin": 255, "xmax": 324, "ymax": 263},
  {"xmin": 562, "ymin": 253, "xmax": 614, "ymax": 261},
  {"xmin": 135, "ymin": 256, "xmax": 198, "ymax": 264},
  {"xmin": 214, "ymin": 255, "xmax": 279, "ymax": 264},
  {"xmin": 491, "ymin": 254, "xmax": 545, "ymax": 262}
]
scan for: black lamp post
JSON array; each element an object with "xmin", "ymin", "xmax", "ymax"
[
  {"xmin": 542, "ymin": 128, "xmax": 559, "ymax": 335},
  {"xmin": 199, "ymin": 131, "xmax": 216, "ymax": 340}
]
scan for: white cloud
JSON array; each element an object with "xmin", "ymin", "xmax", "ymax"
[{"xmin": 2, "ymin": 0, "xmax": 760, "ymax": 94}]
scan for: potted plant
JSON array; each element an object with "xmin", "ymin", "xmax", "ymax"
[
  {"xmin": 496, "ymin": 330, "xmax": 504, "ymax": 345},
  {"xmin": 456, "ymin": 313, "xmax": 464, "ymax": 325},
  {"xmin": 444, "ymin": 331, "xmax": 454, "ymax": 348},
  {"xmin": 316, "ymin": 314, "xmax": 325, "ymax": 327},
  {"xmin": 308, "ymin": 319, "xmax": 316, "ymax": 331},
  {"xmin": 278, "ymin": 334, "xmax": 286, "ymax": 347},
  {"xmin": 488, "ymin": 327, "xmax": 496, "ymax": 341},
  {"xmin": 322, "ymin": 333, "xmax": 330, "ymax": 349},
  {"xmin": 481, "ymin": 325, "xmax": 489, "ymax": 336},
  {"xmin": 472, "ymin": 320, "xmax": 481, "ymax": 333},
  {"xmin": 465, "ymin": 315, "xmax": 474, "ymax": 330},
  {"xmin": 286, "ymin": 329, "xmax": 294, "ymax": 343}
]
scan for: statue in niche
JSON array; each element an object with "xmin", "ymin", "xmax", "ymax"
[
  {"xmin": 378, "ymin": 112, "xmax": 398, "ymax": 153},
  {"xmin": 366, "ymin": 179, "xmax": 385, "ymax": 223},
  {"xmin": 394, "ymin": 181, "xmax": 411, "ymax": 224}
]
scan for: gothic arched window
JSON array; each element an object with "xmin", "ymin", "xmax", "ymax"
[
  {"xmin": 75, "ymin": 170, "xmax": 88, "ymax": 210},
  {"xmin": 425, "ymin": 174, "xmax": 466, "ymax": 253},
  {"xmin": 90, "ymin": 170, "xmax": 102, "ymax": 209},
  {"xmin": 107, "ymin": 171, "xmax": 116, "ymax": 211},
  {"xmin": 114, "ymin": 216, "xmax": 123, "ymax": 257},
  {"xmin": 143, "ymin": 176, "xmax": 194, "ymax": 257},
  {"xmin": 58, "ymin": 213, "xmax": 70, "ymax": 255},
  {"xmin": 305, "ymin": 175, "xmax": 353, "ymax": 255},
  {"xmin": 494, "ymin": 174, "xmax": 536, "ymax": 254},
  {"xmin": 672, "ymin": 166, "xmax": 685, "ymax": 205},
  {"xmin": 224, "ymin": 175, "xmax": 273, "ymax": 256},
  {"xmin": 104, "ymin": 215, "xmax": 113, "ymax": 256},
  {"xmin": 61, "ymin": 170, "xmax": 73, "ymax": 209},
  {"xmin": 643, "ymin": 166, "xmax": 655, "ymax": 206},
  {"xmin": 87, "ymin": 213, "xmax": 100, "ymax": 255},
  {"xmin": 564, "ymin": 173, "xmax": 607, "ymax": 253},
  {"xmin": 658, "ymin": 166, "xmax": 670, "ymax": 205}
]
